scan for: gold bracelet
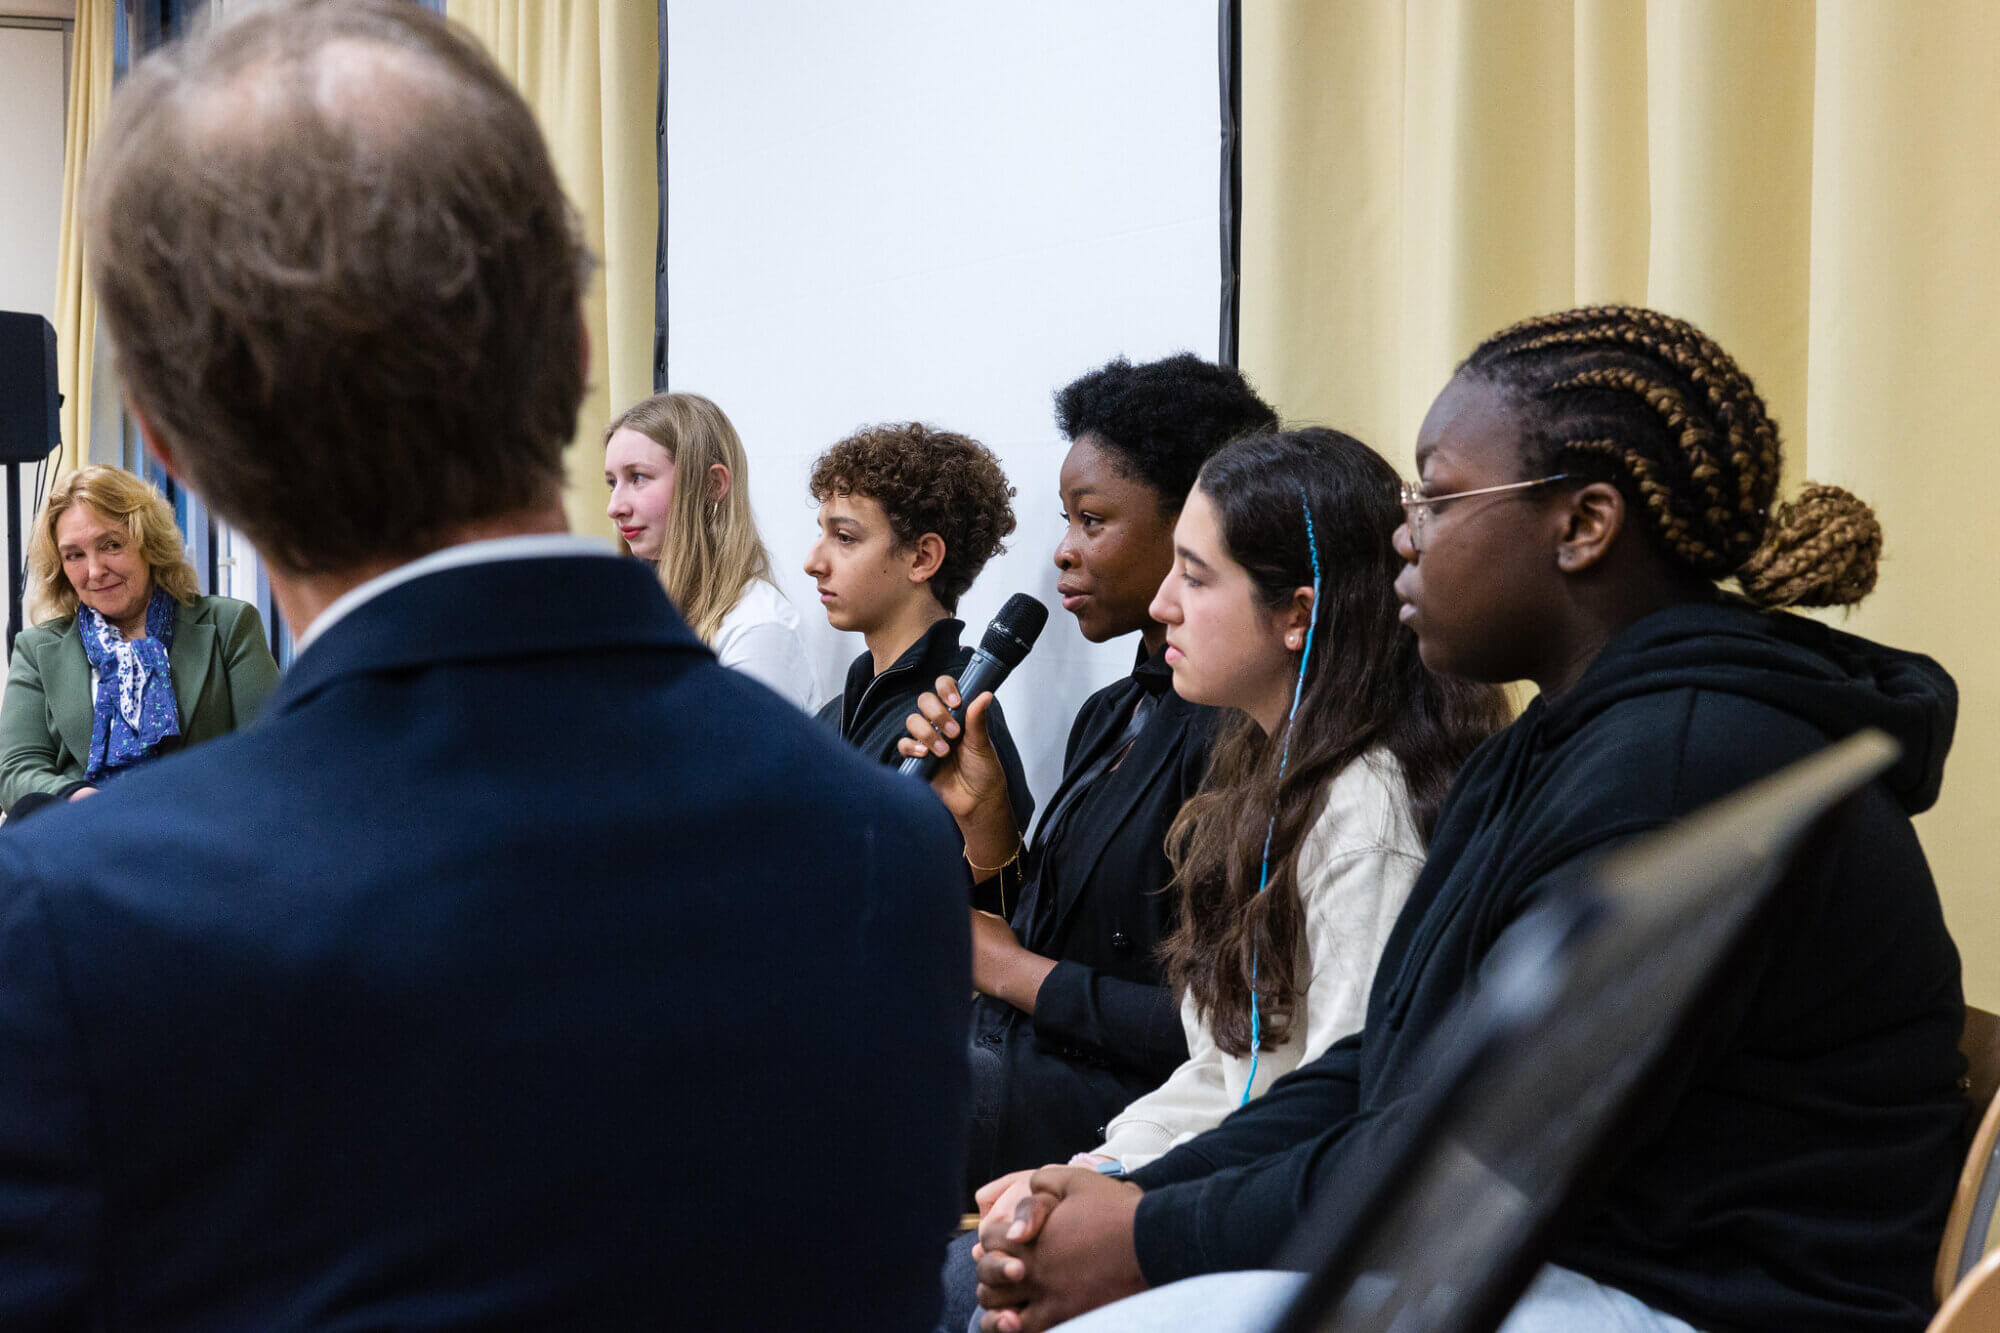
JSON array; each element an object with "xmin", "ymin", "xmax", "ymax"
[{"xmin": 964, "ymin": 837, "xmax": 1022, "ymax": 878}]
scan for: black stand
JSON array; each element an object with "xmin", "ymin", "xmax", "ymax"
[
  {"xmin": 0, "ymin": 309, "xmax": 61, "ymax": 658},
  {"xmin": 5, "ymin": 454, "xmax": 58, "ymax": 659},
  {"xmin": 7, "ymin": 461, "xmax": 22, "ymax": 657}
]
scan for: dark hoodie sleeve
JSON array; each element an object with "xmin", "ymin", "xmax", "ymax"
[
  {"xmin": 1123, "ymin": 866, "xmax": 1667, "ymax": 1287},
  {"xmin": 1127, "ymin": 746, "xmax": 1955, "ymax": 1288},
  {"xmin": 1120, "ymin": 835, "xmax": 1629, "ymax": 1284},
  {"xmin": 1128, "ymin": 1038, "xmax": 1385, "ymax": 1284},
  {"xmin": 1131, "ymin": 1034, "xmax": 1367, "ymax": 1190}
]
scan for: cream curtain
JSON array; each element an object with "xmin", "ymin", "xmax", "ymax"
[
  {"xmin": 446, "ymin": 0, "xmax": 659, "ymax": 545},
  {"xmin": 1242, "ymin": 0, "xmax": 2000, "ymax": 1002},
  {"xmin": 51, "ymin": 0, "xmax": 114, "ymax": 479}
]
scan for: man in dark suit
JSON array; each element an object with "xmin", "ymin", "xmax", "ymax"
[{"xmin": 0, "ymin": 3, "xmax": 968, "ymax": 1329}]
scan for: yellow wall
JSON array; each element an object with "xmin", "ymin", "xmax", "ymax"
[
  {"xmin": 1803, "ymin": 4, "xmax": 2000, "ymax": 1007},
  {"xmin": 1242, "ymin": 0, "xmax": 2000, "ymax": 1003},
  {"xmin": 51, "ymin": 0, "xmax": 113, "ymax": 478},
  {"xmin": 446, "ymin": 0, "xmax": 659, "ymax": 546}
]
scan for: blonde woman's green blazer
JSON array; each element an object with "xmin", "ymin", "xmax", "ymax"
[{"xmin": 0, "ymin": 595, "xmax": 280, "ymax": 811}]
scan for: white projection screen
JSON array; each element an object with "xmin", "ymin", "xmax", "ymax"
[
  {"xmin": 666, "ymin": 1, "xmax": 1221, "ymax": 813},
  {"xmin": 0, "ymin": 23, "xmax": 65, "ymax": 326}
]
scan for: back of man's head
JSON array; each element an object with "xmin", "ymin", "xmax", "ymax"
[{"xmin": 86, "ymin": 0, "xmax": 589, "ymax": 575}]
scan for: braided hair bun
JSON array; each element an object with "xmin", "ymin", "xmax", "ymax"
[
  {"xmin": 1463, "ymin": 306, "xmax": 1880, "ymax": 610},
  {"xmin": 1736, "ymin": 482, "xmax": 1880, "ymax": 608}
]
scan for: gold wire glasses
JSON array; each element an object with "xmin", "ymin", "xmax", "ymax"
[{"xmin": 1398, "ymin": 475, "xmax": 1570, "ymax": 553}]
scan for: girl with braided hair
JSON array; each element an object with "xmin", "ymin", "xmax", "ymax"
[
  {"xmin": 966, "ymin": 307, "xmax": 1964, "ymax": 1333},
  {"xmin": 1452, "ymin": 304, "xmax": 1882, "ymax": 621}
]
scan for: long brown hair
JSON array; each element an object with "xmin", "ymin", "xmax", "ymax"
[{"xmin": 1159, "ymin": 430, "xmax": 1508, "ymax": 1056}]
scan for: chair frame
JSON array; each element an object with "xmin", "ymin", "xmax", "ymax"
[
  {"xmin": 1930, "ymin": 1246, "xmax": 2000, "ymax": 1333},
  {"xmin": 1936, "ymin": 1005, "xmax": 2000, "ymax": 1304}
]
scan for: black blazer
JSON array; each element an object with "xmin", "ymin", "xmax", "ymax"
[
  {"xmin": 966, "ymin": 646, "xmax": 1217, "ymax": 1189},
  {"xmin": 0, "ymin": 553, "xmax": 970, "ymax": 1332},
  {"xmin": 815, "ymin": 616, "xmax": 1035, "ymax": 836}
]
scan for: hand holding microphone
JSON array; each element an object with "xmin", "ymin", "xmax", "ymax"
[
  {"xmin": 903, "ymin": 684, "xmax": 1024, "ymax": 884},
  {"xmin": 898, "ymin": 594, "xmax": 1047, "ymax": 843},
  {"xmin": 899, "ymin": 673, "xmax": 1005, "ymax": 822}
]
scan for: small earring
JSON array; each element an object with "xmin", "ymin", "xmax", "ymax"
[{"xmin": 1287, "ymin": 632, "xmax": 1303, "ymax": 650}]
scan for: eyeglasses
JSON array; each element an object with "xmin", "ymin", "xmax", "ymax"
[{"xmin": 1398, "ymin": 474, "xmax": 1569, "ymax": 553}]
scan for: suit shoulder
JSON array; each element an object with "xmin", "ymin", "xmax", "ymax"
[
  {"xmin": 703, "ymin": 666, "xmax": 939, "ymax": 819},
  {"xmin": 841, "ymin": 745, "xmax": 955, "ymax": 833},
  {"xmin": 816, "ymin": 732, "xmax": 958, "ymax": 848}
]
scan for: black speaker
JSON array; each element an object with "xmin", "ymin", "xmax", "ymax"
[{"xmin": 0, "ymin": 311, "xmax": 60, "ymax": 465}]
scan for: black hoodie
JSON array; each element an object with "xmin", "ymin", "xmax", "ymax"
[{"xmin": 1129, "ymin": 600, "xmax": 1965, "ymax": 1333}]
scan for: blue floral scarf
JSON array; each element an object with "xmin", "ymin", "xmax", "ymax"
[{"xmin": 78, "ymin": 586, "xmax": 181, "ymax": 782}]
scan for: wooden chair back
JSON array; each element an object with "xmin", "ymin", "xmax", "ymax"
[
  {"xmin": 1935, "ymin": 1005, "xmax": 2000, "ymax": 1304},
  {"xmin": 1930, "ymin": 1247, "xmax": 2000, "ymax": 1333}
]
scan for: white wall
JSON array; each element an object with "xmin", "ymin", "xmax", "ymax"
[
  {"xmin": 0, "ymin": 20, "xmax": 67, "ymax": 671},
  {"xmin": 0, "ymin": 23, "xmax": 65, "ymax": 323},
  {"xmin": 667, "ymin": 1, "xmax": 1220, "ymax": 811}
]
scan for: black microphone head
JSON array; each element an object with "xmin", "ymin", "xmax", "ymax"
[{"xmin": 978, "ymin": 593, "xmax": 1049, "ymax": 670}]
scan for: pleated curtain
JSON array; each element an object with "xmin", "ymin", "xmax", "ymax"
[
  {"xmin": 1239, "ymin": 0, "xmax": 2000, "ymax": 1002},
  {"xmin": 51, "ymin": 0, "xmax": 115, "ymax": 479},
  {"xmin": 445, "ymin": 0, "xmax": 660, "ymax": 545}
]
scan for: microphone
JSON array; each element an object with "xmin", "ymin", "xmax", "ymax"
[{"xmin": 898, "ymin": 593, "xmax": 1049, "ymax": 781}]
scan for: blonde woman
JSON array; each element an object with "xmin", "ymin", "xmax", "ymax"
[
  {"xmin": 603, "ymin": 392, "xmax": 820, "ymax": 711},
  {"xmin": 0, "ymin": 466, "xmax": 280, "ymax": 816}
]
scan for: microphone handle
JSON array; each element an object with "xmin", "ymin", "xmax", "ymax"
[{"xmin": 897, "ymin": 646, "xmax": 1007, "ymax": 781}]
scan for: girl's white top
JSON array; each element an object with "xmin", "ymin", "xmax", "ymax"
[
  {"xmin": 712, "ymin": 577, "xmax": 822, "ymax": 714},
  {"xmin": 1098, "ymin": 747, "xmax": 1425, "ymax": 1169}
]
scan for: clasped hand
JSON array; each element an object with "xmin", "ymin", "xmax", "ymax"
[{"xmin": 971, "ymin": 1165, "xmax": 1147, "ymax": 1333}]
